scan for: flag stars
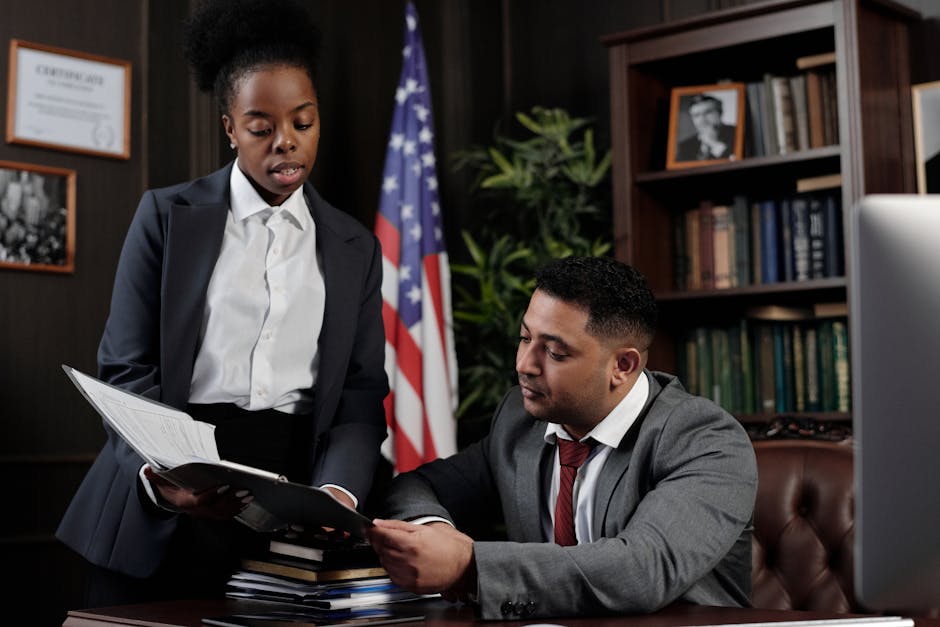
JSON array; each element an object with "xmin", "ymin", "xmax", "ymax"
[
  {"xmin": 410, "ymin": 223, "xmax": 422, "ymax": 242},
  {"xmin": 427, "ymin": 176, "xmax": 438, "ymax": 191},
  {"xmin": 403, "ymin": 140, "xmax": 417, "ymax": 156},
  {"xmin": 401, "ymin": 204, "xmax": 414, "ymax": 220},
  {"xmin": 402, "ymin": 45, "xmax": 412, "ymax": 58},
  {"xmin": 390, "ymin": 133, "xmax": 405, "ymax": 150},
  {"xmin": 405, "ymin": 78, "xmax": 421, "ymax": 95},
  {"xmin": 431, "ymin": 202, "xmax": 440, "ymax": 216},
  {"xmin": 435, "ymin": 226, "xmax": 443, "ymax": 241},
  {"xmin": 406, "ymin": 14, "xmax": 417, "ymax": 32},
  {"xmin": 407, "ymin": 284, "xmax": 422, "ymax": 305},
  {"xmin": 383, "ymin": 176, "xmax": 399, "ymax": 194},
  {"xmin": 395, "ymin": 87, "xmax": 408, "ymax": 105},
  {"xmin": 411, "ymin": 161, "xmax": 422, "ymax": 176},
  {"xmin": 413, "ymin": 104, "xmax": 429, "ymax": 122},
  {"xmin": 419, "ymin": 126, "xmax": 433, "ymax": 144},
  {"xmin": 399, "ymin": 264, "xmax": 412, "ymax": 282},
  {"xmin": 421, "ymin": 151, "xmax": 435, "ymax": 168}
]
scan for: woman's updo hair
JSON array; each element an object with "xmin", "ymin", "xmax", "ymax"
[{"xmin": 182, "ymin": 0, "xmax": 322, "ymax": 113}]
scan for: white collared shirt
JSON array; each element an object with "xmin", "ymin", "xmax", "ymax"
[
  {"xmin": 188, "ymin": 164, "xmax": 325, "ymax": 414},
  {"xmin": 541, "ymin": 371, "xmax": 651, "ymax": 544}
]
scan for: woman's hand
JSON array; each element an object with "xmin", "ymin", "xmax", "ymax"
[{"xmin": 143, "ymin": 466, "xmax": 251, "ymax": 519}]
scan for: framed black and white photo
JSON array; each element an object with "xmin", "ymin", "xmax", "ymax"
[
  {"xmin": 666, "ymin": 83, "xmax": 745, "ymax": 170},
  {"xmin": 0, "ymin": 161, "xmax": 76, "ymax": 273},
  {"xmin": 912, "ymin": 80, "xmax": 940, "ymax": 194},
  {"xmin": 6, "ymin": 39, "xmax": 131, "ymax": 159}
]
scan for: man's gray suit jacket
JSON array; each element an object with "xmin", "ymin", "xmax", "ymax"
[
  {"xmin": 56, "ymin": 163, "xmax": 389, "ymax": 578},
  {"xmin": 383, "ymin": 371, "xmax": 757, "ymax": 619}
]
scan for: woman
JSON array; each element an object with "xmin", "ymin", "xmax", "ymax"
[{"xmin": 56, "ymin": 0, "xmax": 388, "ymax": 605}]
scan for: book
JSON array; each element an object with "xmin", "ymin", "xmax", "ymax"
[
  {"xmin": 225, "ymin": 573, "xmax": 425, "ymax": 610},
  {"xmin": 746, "ymin": 305, "xmax": 813, "ymax": 321},
  {"xmin": 792, "ymin": 324, "xmax": 806, "ymax": 412},
  {"xmin": 756, "ymin": 324, "xmax": 776, "ymax": 413},
  {"xmin": 731, "ymin": 194, "xmax": 751, "ymax": 287},
  {"xmin": 770, "ymin": 75, "xmax": 798, "ymax": 154},
  {"xmin": 796, "ymin": 173, "xmax": 841, "ymax": 193},
  {"xmin": 832, "ymin": 320, "xmax": 851, "ymax": 412},
  {"xmin": 673, "ymin": 211, "xmax": 688, "ymax": 291},
  {"xmin": 699, "ymin": 201, "xmax": 715, "ymax": 289},
  {"xmin": 746, "ymin": 81, "xmax": 766, "ymax": 157},
  {"xmin": 684, "ymin": 334, "xmax": 698, "ymax": 396},
  {"xmin": 759, "ymin": 200, "xmax": 779, "ymax": 284},
  {"xmin": 62, "ymin": 365, "xmax": 373, "ymax": 537},
  {"xmin": 804, "ymin": 325, "xmax": 821, "ymax": 412},
  {"xmin": 796, "ymin": 51, "xmax": 836, "ymax": 70},
  {"xmin": 823, "ymin": 194, "xmax": 844, "ymax": 277},
  {"xmin": 805, "ymin": 68, "xmax": 827, "ymax": 148},
  {"xmin": 269, "ymin": 539, "xmax": 380, "ymax": 568},
  {"xmin": 814, "ymin": 302, "xmax": 849, "ymax": 318},
  {"xmin": 761, "ymin": 73, "xmax": 780, "ymax": 155},
  {"xmin": 739, "ymin": 319, "xmax": 755, "ymax": 415},
  {"xmin": 750, "ymin": 201, "xmax": 763, "ymax": 285},
  {"xmin": 711, "ymin": 327, "xmax": 732, "ymax": 408},
  {"xmin": 790, "ymin": 195, "xmax": 811, "ymax": 281},
  {"xmin": 772, "ymin": 323, "xmax": 787, "ymax": 413},
  {"xmin": 808, "ymin": 195, "xmax": 827, "ymax": 279},
  {"xmin": 241, "ymin": 559, "xmax": 388, "ymax": 584},
  {"xmin": 686, "ymin": 206, "xmax": 702, "ymax": 290},
  {"xmin": 789, "ymin": 74, "xmax": 810, "ymax": 152},
  {"xmin": 823, "ymin": 69, "xmax": 840, "ymax": 145},
  {"xmin": 712, "ymin": 205, "xmax": 732, "ymax": 289},
  {"xmin": 817, "ymin": 320, "xmax": 837, "ymax": 411},
  {"xmin": 779, "ymin": 197, "xmax": 794, "ymax": 282},
  {"xmin": 695, "ymin": 327, "xmax": 712, "ymax": 403}
]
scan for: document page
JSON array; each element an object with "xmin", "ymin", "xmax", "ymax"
[{"xmin": 65, "ymin": 366, "xmax": 220, "ymax": 470}]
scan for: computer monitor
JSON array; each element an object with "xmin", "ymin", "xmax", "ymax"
[{"xmin": 849, "ymin": 195, "xmax": 940, "ymax": 612}]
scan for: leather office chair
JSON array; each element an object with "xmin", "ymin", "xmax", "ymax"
[{"xmin": 750, "ymin": 439, "xmax": 857, "ymax": 612}]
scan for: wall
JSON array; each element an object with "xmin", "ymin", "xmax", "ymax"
[{"xmin": 0, "ymin": 2, "xmax": 149, "ymax": 624}]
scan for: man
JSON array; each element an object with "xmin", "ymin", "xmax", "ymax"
[
  {"xmin": 676, "ymin": 94, "xmax": 737, "ymax": 161},
  {"xmin": 367, "ymin": 256, "xmax": 758, "ymax": 619}
]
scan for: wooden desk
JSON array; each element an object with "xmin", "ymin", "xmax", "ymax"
[{"xmin": 62, "ymin": 599, "xmax": 940, "ymax": 627}]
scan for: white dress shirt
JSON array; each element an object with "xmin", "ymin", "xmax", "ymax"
[
  {"xmin": 189, "ymin": 164, "xmax": 325, "ymax": 414},
  {"xmin": 141, "ymin": 166, "xmax": 357, "ymax": 509},
  {"xmin": 541, "ymin": 370, "xmax": 650, "ymax": 544}
]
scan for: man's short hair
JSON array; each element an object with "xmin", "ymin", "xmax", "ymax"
[
  {"xmin": 534, "ymin": 256, "xmax": 657, "ymax": 350},
  {"xmin": 688, "ymin": 93, "xmax": 723, "ymax": 115}
]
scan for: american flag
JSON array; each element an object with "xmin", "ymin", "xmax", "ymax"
[{"xmin": 375, "ymin": 2, "xmax": 457, "ymax": 473}]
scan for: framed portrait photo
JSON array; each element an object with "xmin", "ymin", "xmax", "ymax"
[
  {"xmin": 6, "ymin": 39, "xmax": 131, "ymax": 159},
  {"xmin": 0, "ymin": 161, "xmax": 76, "ymax": 273},
  {"xmin": 912, "ymin": 80, "xmax": 940, "ymax": 194},
  {"xmin": 666, "ymin": 83, "xmax": 745, "ymax": 170}
]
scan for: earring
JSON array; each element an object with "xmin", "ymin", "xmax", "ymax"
[{"xmin": 230, "ymin": 143, "xmax": 236, "ymax": 150}]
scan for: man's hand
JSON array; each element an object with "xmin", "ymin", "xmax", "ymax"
[
  {"xmin": 698, "ymin": 125, "xmax": 729, "ymax": 157},
  {"xmin": 143, "ymin": 466, "xmax": 249, "ymax": 519},
  {"xmin": 367, "ymin": 519, "xmax": 477, "ymax": 599}
]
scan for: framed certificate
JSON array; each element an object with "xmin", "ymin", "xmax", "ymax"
[{"xmin": 6, "ymin": 39, "xmax": 131, "ymax": 159}]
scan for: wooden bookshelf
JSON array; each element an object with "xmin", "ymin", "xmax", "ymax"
[{"xmin": 602, "ymin": 0, "xmax": 919, "ymax": 424}]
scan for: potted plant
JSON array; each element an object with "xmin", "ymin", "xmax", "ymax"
[{"xmin": 451, "ymin": 106, "xmax": 612, "ymax": 443}]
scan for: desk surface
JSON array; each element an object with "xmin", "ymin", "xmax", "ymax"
[{"xmin": 62, "ymin": 600, "xmax": 940, "ymax": 627}]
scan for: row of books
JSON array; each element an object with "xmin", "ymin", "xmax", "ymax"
[
  {"xmin": 677, "ymin": 304, "xmax": 851, "ymax": 416},
  {"xmin": 745, "ymin": 53, "xmax": 839, "ymax": 158},
  {"xmin": 673, "ymin": 191, "xmax": 843, "ymax": 291}
]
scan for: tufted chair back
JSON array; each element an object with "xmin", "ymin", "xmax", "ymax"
[{"xmin": 751, "ymin": 439, "xmax": 857, "ymax": 612}]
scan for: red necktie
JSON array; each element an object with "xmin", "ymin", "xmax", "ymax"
[{"xmin": 553, "ymin": 438, "xmax": 593, "ymax": 546}]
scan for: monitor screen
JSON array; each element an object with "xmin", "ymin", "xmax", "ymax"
[{"xmin": 849, "ymin": 195, "xmax": 940, "ymax": 612}]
